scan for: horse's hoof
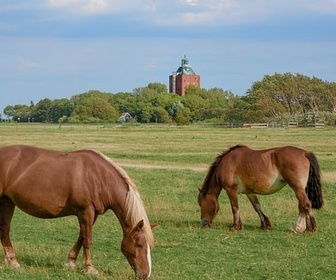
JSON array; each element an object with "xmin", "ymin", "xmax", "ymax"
[
  {"xmin": 66, "ymin": 261, "xmax": 76, "ymax": 270},
  {"xmin": 10, "ymin": 261, "xmax": 20, "ymax": 269},
  {"xmin": 291, "ymin": 228, "xmax": 298, "ymax": 234},
  {"xmin": 304, "ymin": 227, "xmax": 317, "ymax": 233},
  {"xmin": 85, "ymin": 266, "xmax": 99, "ymax": 275},
  {"xmin": 230, "ymin": 225, "xmax": 243, "ymax": 231},
  {"xmin": 291, "ymin": 227, "xmax": 305, "ymax": 234},
  {"xmin": 5, "ymin": 259, "xmax": 20, "ymax": 269},
  {"xmin": 261, "ymin": 225, "xmax": 271, "ymax": 231}
]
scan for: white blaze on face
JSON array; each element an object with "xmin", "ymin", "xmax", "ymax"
[{"xmin": 147, "ymin": 243, "xmax": 152, "ymax": 278}]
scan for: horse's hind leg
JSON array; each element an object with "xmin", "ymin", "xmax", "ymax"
[
  {"xmin": 0, "ymin": 197, "xmax": 20, "ymax": 268},
  {"xmin": 246, "ymin": 194, "xmax": 271, "ymax": 230},
  {"xmin": 305, "ymin": 213, "xmax": 317, "ymax": 232},
  {"xmin": 293, "ymin": 188, "xmax": 316, "ymax": 233}
]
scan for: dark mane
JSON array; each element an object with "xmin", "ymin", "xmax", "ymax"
[{"xmin": 199, "ymin": 145, "xmax": 246, "ymax": 195}]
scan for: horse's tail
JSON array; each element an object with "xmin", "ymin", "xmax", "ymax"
[{"xmin": 305, "ymin": 152, "xmax": 323, "ymax": 209}]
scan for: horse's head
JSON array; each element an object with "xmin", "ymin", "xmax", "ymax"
[
  {"xmin": 198, "ymin": 189, "xmax": 219, "ymax": 228},
  {"xmin": 121, "ymin": 220, "xmax": 151, "ymax": 279}
]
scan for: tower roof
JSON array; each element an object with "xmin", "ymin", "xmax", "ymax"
[{"xmin": 175, "ymin": 55, "xmax": 196, "ymax": 75}]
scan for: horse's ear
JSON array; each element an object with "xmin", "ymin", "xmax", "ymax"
[
  {"xmin": 135, "ymin": 220, "xmax": 144, "ymax": 231},
  {"xmin": 150, "ymin": 223, "xmax": 159, "ymax": 229}
]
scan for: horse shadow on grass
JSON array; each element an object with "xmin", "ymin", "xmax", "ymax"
[
  {"xmin": 157, "ymin": 219, "xmax": 292, "ymax": 233},
  {"xmin": 14, "ymin": 254, "xmax": 66, "ymax": 271}
]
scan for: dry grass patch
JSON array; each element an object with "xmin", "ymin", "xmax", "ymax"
[{"xmin": 322, "ymin": 171, "xmax": 336, "ymax": 183}]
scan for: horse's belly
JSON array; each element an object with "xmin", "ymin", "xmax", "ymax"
[
  {"xmin": 18, "ymin": 205, "xmax": 69, "ymax": 218},
  {"xmin": 237, "ymin": 175, "xmax": 287, "ymax": 195},
  {"xmin": 15, "ymin": 201, "xmax": 70, "ymax": 218},
  {"xmin": 9, "ymin": 191, "xmax": 72, "ymax": 218},
  {"xmin": 266, "ymin": 177, "xmax": 287, "ymax": 194}
]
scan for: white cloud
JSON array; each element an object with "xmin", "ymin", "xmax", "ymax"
[
  {"xmin": 40, "ymin": 0, "xmax": 336, "ymax": 26},
  {"xmin": 46, "ymin": 0, "xmax": 152, "ymax": 15},
  {"xmin": 47, "ymin": 0, "xmax": 109, "ymax": 14},
  {"xmin": 155, "ymin": 0, "xmax": 336, "ymax": 27},
  {"xmin": 182, "ymin": 0, "xmax": 198, "ymax": 6}
]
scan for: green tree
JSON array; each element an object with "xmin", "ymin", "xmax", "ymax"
[
  {"xmin": 139, "ymin": 105, "xmax": 153, "ymax": 123},
  {"xmin": 175, "ymin": 107, "xmax": 191, "ymax": 125},
  {"xmin": 4, "ymin": 104, "xmax": 32, "ymax": 122},
  {"xmin": 3, "ymin": 105, "xmax": 15, "ymax": 118},
  {"xmin": 49, "ymin": 98, "xmax": 73, "ymax": 123},
  {"xmin": 245, "ymin": 73, "xmax": 331, "ymax": 123},
  {"xmin": 152, "ymin": 107, "xmax": 170, "ymax": 123},
  {"xmin": 147, "ymin": 82, "xmax": 168, "ymax": 94},
  {"xmin": 113, "ymin": 92, "xmax": 137, "ymax": 114},
  {"xmin": 71, "ymin": 91, "xmax": 117, "ymax": 123},
  {"xmin": 224, "ymin": 95, "xmax": 251, "ymax": 125},
  {"xmin": 31, "ymin": 98, "xmax": 52, "ymax": 122}
]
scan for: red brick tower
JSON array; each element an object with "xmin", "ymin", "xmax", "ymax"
[{"xmin": 169, "ymin": 55, "xmax": 200, "ymax": 96}]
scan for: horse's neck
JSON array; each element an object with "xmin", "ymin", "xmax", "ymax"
[
  {"xmin": 208, "ymin": 177, "xmax": 222, "ymax": 196},
  {"xmin": 110, "ymin": 187, "xmax": 142, "ymax": 236},
  {"xmin": 109, "ymin": 185, "xmax": 154, "ymax": 247},
  {"xmin": 110, "ymin": 200, "xmax": 132, "ymax": 235},
  {"xmin": 103, "ymin": 182, "xmax": 130, "ymax": 232}
]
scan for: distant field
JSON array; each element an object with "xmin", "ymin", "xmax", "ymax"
[{"xmin": 0, "ymin": 123, "xmax": 335, "ymax": 279}]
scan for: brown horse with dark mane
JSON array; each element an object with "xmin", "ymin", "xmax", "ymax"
[
  {"xmin": 198, "ymin": 145, "xmax": 323, "ymax": 233},
  {"xmin": 0, "ymin": 145, "xmax": 154, "ymax": 279}
]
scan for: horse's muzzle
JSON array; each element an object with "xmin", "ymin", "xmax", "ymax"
[
  {"xmin": 135, "ymin": 272, "xmax": 149, "ymax": 280},
  {"xmin": 135, "ymin": 269, "xmax": 150, "ymax": 279},
  {"xmin": 200, "ymin": 219, "xmax": 211, "ymax": 228}
]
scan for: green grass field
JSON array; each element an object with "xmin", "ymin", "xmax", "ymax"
[{"xmin": 0, "ymin": 123, "xmax": 335, "ymax": 279}]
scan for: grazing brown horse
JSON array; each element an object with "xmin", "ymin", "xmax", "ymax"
[
  {"xmin": 0, "ymin": 145, "xmax": 154, "ymax": 279},
  {"xmin": 198, "ymin": 145, "xmax": 323, "ymax": 233}
]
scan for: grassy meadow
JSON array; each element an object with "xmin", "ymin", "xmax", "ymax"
[{"xmin": 0, "ymin": 123, "xmax": 335, "ymax": 279}]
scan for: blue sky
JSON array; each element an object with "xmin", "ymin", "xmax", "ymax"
[{"xmin": 1, "ymin": 0, "xmax": 336, "ymax": 115}]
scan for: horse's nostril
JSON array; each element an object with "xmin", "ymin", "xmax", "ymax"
[
  {"xmin": 200, "ymin": 220, "xmax": 211, "ymax": 227},
  {"xmin": 135, "ymin": 270, "xmax": 148, "ymax": 279}
]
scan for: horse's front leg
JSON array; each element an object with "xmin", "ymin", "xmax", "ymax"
[
  {"xmin": 67, "ymin": 235, "xmax": 83, "ymax": 270},
  {"xmin": 246, "ymin": 194, "xmax": 271, "ymax": 230},
  {"xmin": 0, "ymin": 198, "xmax": 20, "ymax": 269},
  {"xmin": 76, "ymin": 209, "xmax": 99, "ymax": 275},
  {"xmin": 225, "ymin": 188, "xmax": 243, "ymax": 231}
]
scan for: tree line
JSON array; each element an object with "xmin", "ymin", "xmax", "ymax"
[{"xmin": 3, "ymin": 73, "xmax": 336, "ymax": 126}]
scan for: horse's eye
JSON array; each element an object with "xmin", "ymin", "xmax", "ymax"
[{"xmin": 135, "ymin": 242, "xmax": 143, "ymax": 248}]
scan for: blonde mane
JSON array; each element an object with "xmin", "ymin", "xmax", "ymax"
[
  {"xmin": 89, "ymin": 149, "xmax": 154, "ymax": 247},
  {"xmin": 125, "ymin": 187, "xmax": 154, "ymax": 247}
]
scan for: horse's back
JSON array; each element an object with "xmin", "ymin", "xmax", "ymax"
[
  {"xmin": 235, "ymin": 145, "xmax": 310, "ymax": 174},
  {"xmin": 227, "ymin": 145, "xmax": 308, "ymax": 165}
]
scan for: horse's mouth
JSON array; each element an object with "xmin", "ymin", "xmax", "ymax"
[
  {"xmin": 133, "ymin": 267, "xmax": 149, "ymax": 279},
  {"xmin": 200, "ymin": 219, "xmax": 212, "ymax": 228}
]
